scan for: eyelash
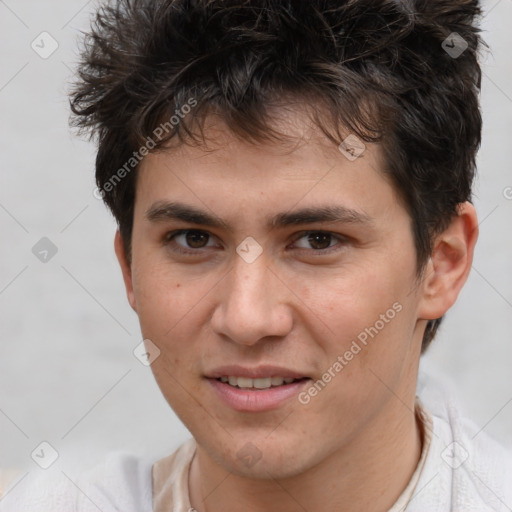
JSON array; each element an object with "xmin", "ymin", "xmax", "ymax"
[{"xmin": 163, "ymin": 229, "xmax": 347, "ymax": 256}]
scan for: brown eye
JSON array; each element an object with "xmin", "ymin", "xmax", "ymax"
[
  {"xmin": 183, "ymin": 231, "xmax": 210, "ymax": 248},
  {"xmin": 293, "ymin": 231, "xmax": 344, "ymax": 252},
  {"xmin": 306, "ymin": 232, "xmax": 333, "ymax": 250},
  {"xmin": 164, "ymin": 229, "xmax": 217, "ymax": 254}
]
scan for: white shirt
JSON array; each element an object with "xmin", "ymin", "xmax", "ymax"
[{"xmin": 1, "ymin": 371, "xmax": 511, "ymax": 511}]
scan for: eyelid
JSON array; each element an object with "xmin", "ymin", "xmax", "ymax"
[
  {"xmin": 289, "ymin": 230, "xmax": 347, "ymax": 252},
  {"xmin": 164, "ymin": 229, "xmax": 220, "ymax": 254},
  {"xmin": 164, "ymin": 228, "xmax": 347, "ymax": 255}
]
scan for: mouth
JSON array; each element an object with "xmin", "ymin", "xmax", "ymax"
[
  {"xmin": 206, "ymin": 376, "xmax": 312, "ymax": 412},
  {"xmin": 214, "ymin": 375, "xmax": 310, "ymax": 390}
]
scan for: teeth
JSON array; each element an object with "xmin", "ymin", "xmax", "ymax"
[{"xmin": 219, "ymin": 376, "xmax": 300, "ymax": 389}]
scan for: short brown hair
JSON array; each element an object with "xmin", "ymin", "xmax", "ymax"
[{"xmin": 70, "ymin": 0, "xmax": 484, "ymax": 352}]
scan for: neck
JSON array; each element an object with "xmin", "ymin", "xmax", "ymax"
[{"xmin": 189, "ymin": 400, "xmax": 423, "ymax": 512}]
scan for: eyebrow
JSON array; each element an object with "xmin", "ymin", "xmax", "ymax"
[{"xmin": 145, "ymin": 201, "xmax": 373, "ymax": 230}]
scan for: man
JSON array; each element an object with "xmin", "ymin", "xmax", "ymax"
[{"xmin": 2, "ymin": 0, "xmax": 511, "ymax": 510}]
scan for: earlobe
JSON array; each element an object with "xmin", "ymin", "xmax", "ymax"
[
  {"xmin": 114, "ymin": 230, "xmax": 137, "ymax": 312},
  {"xmin": 417, "ymin": 202, "xmax": 479, "ymax": 321}
]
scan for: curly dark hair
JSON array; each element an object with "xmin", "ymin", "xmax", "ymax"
[{"xmin": 69, "ymin": 0, "xmax": 484, "ymax": 352}]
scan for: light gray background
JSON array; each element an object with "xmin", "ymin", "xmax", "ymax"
[{"xmin": 0, "ymin": 0, "xmax": 511, "ymax": 477}]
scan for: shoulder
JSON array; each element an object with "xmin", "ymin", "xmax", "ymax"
[
  {"xmin": 447, "ymin": 404, "xmax": 512, "ymax": 511},
  {"xmin": 415, "ymin": 371, "xmax": 512, "ymax": 512},
  {"xmin": 0, "ymin": 453, "xmax": 154, "ymax": 512},
  {"xmin": 77, "ymin": 452, "xmax": 154, "ymax": 510}
]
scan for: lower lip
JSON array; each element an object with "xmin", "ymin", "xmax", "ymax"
[{"xmin": 207, "ymin": 378, "xmax": 311, "ymax": 412}]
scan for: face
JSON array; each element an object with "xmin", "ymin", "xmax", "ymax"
[{"xmin": 118, "ymin": 112, "xmax": 430, "ymax": 479}]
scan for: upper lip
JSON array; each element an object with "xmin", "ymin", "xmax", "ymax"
[{"xmin": 205, "ymin": 365, "xmax": 310, "ymax": 380}]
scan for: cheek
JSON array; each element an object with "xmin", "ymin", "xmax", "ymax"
[
  {"xmin": 130, "ymin": 257, "xmax": 222, "ymax": 376},
  {"xmin": 130, "ymin": 258, "xmax": 191, "ymax": 339},
  {"xmin": 292, "ymin": 261, "xmax": 418, "ymax": 400},
  {"xmin": 294, "ymin": 262, "xmax": 408, "ymax": 338}
]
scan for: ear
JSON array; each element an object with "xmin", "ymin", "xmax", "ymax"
[
  {"xmin": 114, "ymin": 230, "xmax": 137, "ymax": 312},
  {"xmin": 417, "ymin": 201, "xmax": 479, "ymax": 321}
]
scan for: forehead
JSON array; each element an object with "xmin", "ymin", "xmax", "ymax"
[
  {"xmin": 145, "ymin": 101, "xmax": 385, "ymax": 175},
  {"xmin": 135, "ymin": 111, "xmax": 401, "ymax": 228}
]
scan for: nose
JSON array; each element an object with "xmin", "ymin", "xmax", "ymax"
[{"xmin": 210, "ymin": 253, "xmax": 293, "ymax": 346}]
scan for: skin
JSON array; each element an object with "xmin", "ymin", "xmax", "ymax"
[{"xmin": 115, "ymin": 110, "xmax": 478, "ymax": 512}]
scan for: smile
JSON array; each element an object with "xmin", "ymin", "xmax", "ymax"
[{"xmin": 207, "ymin": 377, "xmax": 311, "ymax": 412}]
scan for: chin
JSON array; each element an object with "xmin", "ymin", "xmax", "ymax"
[{"xmin": 208, "ymin": 435, "xmax": 317, "ymax": 480}]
